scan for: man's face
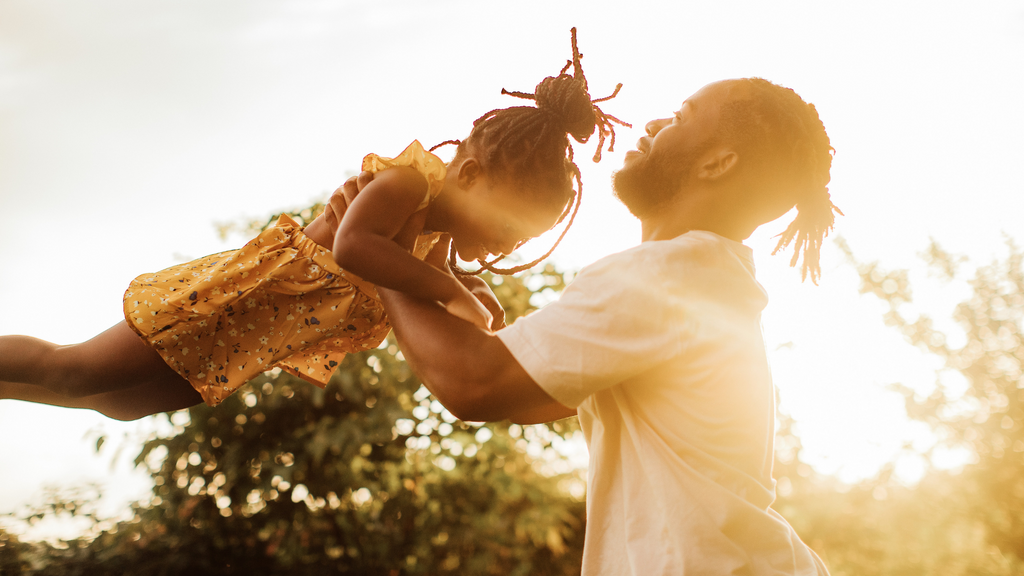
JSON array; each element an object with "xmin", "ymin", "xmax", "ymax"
[{"xmin": 612, "ymin": 81, "xmax": 730, "ymax": 218}]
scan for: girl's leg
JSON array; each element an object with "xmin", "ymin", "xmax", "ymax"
[
  {"xmin": 0, "ymin": 322, "xmax": 202, "ymax": 419},
  {"xmin": 0, "ymin": 379, "xmax": 202, "ymax": 421}
]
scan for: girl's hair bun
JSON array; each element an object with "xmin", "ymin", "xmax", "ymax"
[
  {"xmin": 493, "ymin": 27, "xmax": 628, "ymax": 163},
  {"xmin": 534, "ymin": 75, "xmax": 598, "ymax": 143},
  {"xmin": 439, "ymin": 28, "xmax": 629, "ymax": 276}
]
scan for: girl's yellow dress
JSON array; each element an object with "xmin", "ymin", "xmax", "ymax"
[{"xmin": 124, "ymin": 141, "xmax": 446, "ymax": 406}]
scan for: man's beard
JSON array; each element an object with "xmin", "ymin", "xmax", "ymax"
[{"xmin": 611, "ymin": 144, "xmax": 706, "ymax": 219}]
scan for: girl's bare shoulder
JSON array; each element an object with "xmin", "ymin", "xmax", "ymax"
[{"xmin": 364, "ymin": 166, "xmax": 430, "ymax": 203}]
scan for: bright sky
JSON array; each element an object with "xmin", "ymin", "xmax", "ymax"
[{"xmin": 2, "ymin": 0, "xmax": 1023, "ymax": 539}]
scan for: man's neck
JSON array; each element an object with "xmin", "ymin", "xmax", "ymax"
[
  {"xmin": 638, "ymin": 193, "xmax": 754, "ymax": 243},
  {"xmin": 640, "ymin": 218, "xmax": 689, "ymax": 242}
]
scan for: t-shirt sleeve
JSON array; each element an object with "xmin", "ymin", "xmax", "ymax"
[{"xmin": 497, "ymin": 253, "xmax": 688, "ymax": 408}]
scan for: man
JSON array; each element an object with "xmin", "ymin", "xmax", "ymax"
[{"xmin": 372, "ymin": 78, "xmax": 837, "ymax": 575}]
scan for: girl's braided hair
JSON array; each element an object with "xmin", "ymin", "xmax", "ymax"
[
  {"xmin": 432, "ymin": 27, "xmax": 629, "ymax": 275},
  {"xmin": 717, "ymin": 78, "xmax": 841, "ymax": 283}
]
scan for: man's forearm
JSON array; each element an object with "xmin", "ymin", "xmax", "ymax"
[{"xmin": 378, "ymin": 288, "xmax": 571, "ymax": 423}]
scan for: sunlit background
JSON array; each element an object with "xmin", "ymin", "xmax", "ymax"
[{"xmin": 1, "ymin": 0, "xmax": 1022, "ymax": 542}]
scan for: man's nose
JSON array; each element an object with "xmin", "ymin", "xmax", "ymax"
[{"xmin": 646, "ymin": 118, "xmax": 669, "ymax": 136}]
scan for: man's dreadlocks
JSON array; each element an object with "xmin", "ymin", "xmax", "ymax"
[{"xmin": 716, "ymin": 77, "xmax": 840, "ymax": 283}]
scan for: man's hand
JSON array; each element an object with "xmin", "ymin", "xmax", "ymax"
[{"xmin": 341, "ymin": 170, "xmax": 374, "ymax": 205}]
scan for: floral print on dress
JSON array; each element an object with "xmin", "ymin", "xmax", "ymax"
[{"xmin": 123, "ymin": 141, "xmax": 445, "ymax": 407}]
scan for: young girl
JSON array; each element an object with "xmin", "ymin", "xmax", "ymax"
[{"xmin": 0, "ymin": 29, "xmax": 627, "ymax": 421}]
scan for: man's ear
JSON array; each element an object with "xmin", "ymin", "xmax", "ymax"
[
  {"xmin": 456, "ymin": 158, "xmax": 483, "ymax": 191},
  {"xmin": 696, "ymin": 149, "xmax": 739, "ymax": 181}
]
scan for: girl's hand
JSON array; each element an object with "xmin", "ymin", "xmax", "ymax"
[
  {"xmin": 455, "ymin": 275, "xmax": 506, "ymax": 331},
  {"xmin": 426, "ymin": 236, "xmax": 505, "ymax": 331},
  {"xmin": 443, "ymin": 287, "xmax": 494, "ymax": 332}
]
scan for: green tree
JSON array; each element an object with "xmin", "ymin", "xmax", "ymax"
[
  {"xmin": 16, "ymin": 203, "xmax": 1024, "ymax": 574},
  {"xmin": 2, "ymin": 206, "xmax": 585, "ymax": 575}
]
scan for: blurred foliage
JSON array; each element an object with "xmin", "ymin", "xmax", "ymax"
[
  {"xmin": 1, "ymin": 206, "xmax": 581, "ymax": 575},
  {"xmin": 768, "ymin": 238, "xmax": 1024, "ymax": 575},
  {"xmin": 214, "ymin": 203, "xmax": 327, "ymax": 243},
  {"xmin": 6, "ymin": 219, "xmax": 1024, "ymax": 575}
]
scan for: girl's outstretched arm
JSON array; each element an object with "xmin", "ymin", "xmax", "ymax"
[{"xmin": 331, "ymin": 167, "xmax": 492, "ymax": 330}]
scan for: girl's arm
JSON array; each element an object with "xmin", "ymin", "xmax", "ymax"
[{"xmin": 332, "ymin": 167, "xmax": 492, "ymax": 330}]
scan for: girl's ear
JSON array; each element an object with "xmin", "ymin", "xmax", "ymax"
[
  {"xmin": 456, "ymin": 158, "xmax": 483, "ymax": 191},
  {"xmin": 696, "ymin": 149, "xmax": 739, "ymax": 181}
]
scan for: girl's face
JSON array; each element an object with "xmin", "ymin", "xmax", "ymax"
[{"xmin": 445, "ymin": 176, "xmax": 568, "ymax": 264}]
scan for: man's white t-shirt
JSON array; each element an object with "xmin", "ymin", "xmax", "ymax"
[{"xmin": 498, "ymin": 231, "xmax": 828, "ymax": 576}]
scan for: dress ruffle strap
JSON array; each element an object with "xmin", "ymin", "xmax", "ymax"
[{"xmin": 361, "ymin": 140, "xmax": 447, "ymax": 211}]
